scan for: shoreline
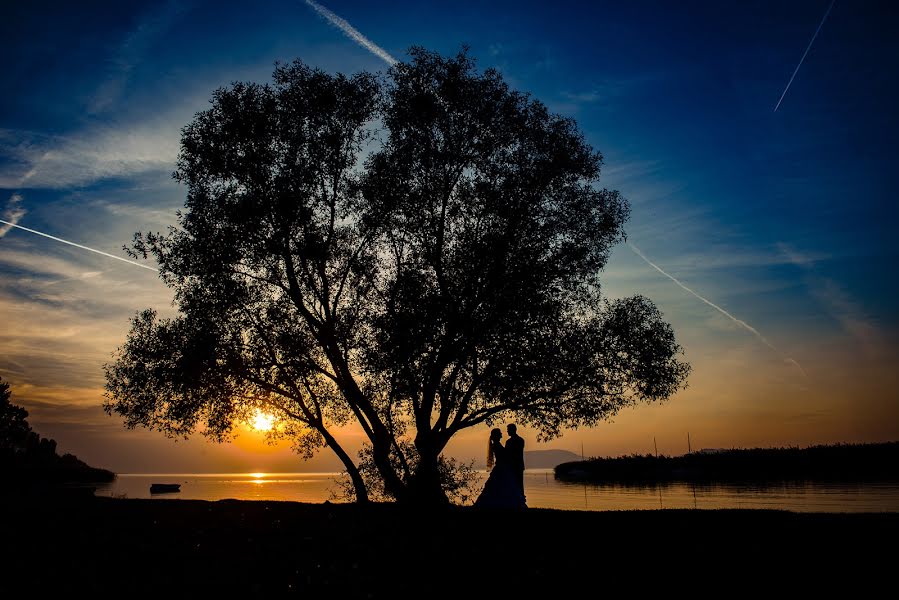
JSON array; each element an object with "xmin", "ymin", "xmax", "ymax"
[
  {"xmin": 39, "ymin": 493, "xmax": 899, "ymax": 514},
  {"xmin": 92, "ymin": 470, "xmax": 899, "ymax": 512}
]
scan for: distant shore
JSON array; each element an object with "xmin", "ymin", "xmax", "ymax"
[
  {"xmin": 1, "ymin": 495, "xmax": 896, "ymax": 595},
  {"xmin": 555, "ymin": 441, "xmax": 899, "ymax": 484}
]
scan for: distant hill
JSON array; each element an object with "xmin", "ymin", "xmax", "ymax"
[
  {"xmin": 554, "ymin": 442, "xmax": 899, "ymax": 483},
  {"xmin": 525, "ymin": 449, "xmax": 582, "ymax": 469}
]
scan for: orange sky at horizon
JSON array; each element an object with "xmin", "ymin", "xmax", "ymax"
[{"xmin": 6, "ymin": 314, "xmax": 896, "ymax": 475}]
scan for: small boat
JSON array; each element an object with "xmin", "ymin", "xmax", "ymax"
[{"xmin": 150, "ymin": 483, "xmax": 181, "ymax": 494}]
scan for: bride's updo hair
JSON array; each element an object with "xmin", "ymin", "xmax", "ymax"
[{"xmin": 486, "ymin": 428, "xmax": 502, "ymax": 469}]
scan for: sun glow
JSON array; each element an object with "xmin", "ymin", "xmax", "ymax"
[{"xmin": 251, "ymin": 410, "xmax": 275, "ymax": 432}]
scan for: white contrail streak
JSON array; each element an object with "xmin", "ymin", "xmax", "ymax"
[
  {"xmin": 628, "ymin": 242, "xmax": 805, "ymax": 376},
  {"xmin": 0, "ymin": 219, "xmax": 158, "ymax": 272},
  {"xmin": 774, "ymin": 0, "xmax": 836, "ymax": 112},
  {"xmin": 303, "ymin": 0, "xmax": 397, "ymax": 65}
]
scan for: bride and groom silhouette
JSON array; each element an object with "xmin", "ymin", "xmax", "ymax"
[{"xmin": 474, "ymin": 423, "xmax": 527, "ymax": 509}]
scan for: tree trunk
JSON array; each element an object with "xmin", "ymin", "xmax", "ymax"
[
  {"xmin": 370, "ymin": 435, "xmax": 410, "ymax": 502},
  {"xmin": 321, "ymin": 427, "xmax": 369, "ymax": 504},
  {"xmin": 406, "ymin": 437, "xmax": 450, "ymax": 507},
  {"xmin": 324, "ymin": 343, "xmax": 407, "ymax": 502}
]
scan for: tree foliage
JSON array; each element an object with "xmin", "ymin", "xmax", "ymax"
[
  {"xmin": 1, "ymin": 376, "xmax": 33, "ymax": 449},
  {"xmin": 105, "ymin": 48, "xmax": 690, "ymax": 505}
]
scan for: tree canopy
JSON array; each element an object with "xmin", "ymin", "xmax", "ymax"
[
  {"xmin": 105, "ymin": 48, "xmax": 690, "ymax": 505},
  {"xmin": 0, "ymin": 376, "xmax": 32, "ymax": 450}
]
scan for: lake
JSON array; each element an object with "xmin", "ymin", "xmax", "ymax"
[{"xmin": 94, "ymin": 470, "xmax": 899, "ymax": 512}]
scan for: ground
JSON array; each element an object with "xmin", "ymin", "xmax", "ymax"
[{"xmin": 1, "ymin": 496, "xmax": 895, "ymax": 597}]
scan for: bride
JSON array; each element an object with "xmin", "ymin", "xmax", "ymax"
[{"xmin": 474, "ymin": 428, "xmax": 527, "ymax": 509}]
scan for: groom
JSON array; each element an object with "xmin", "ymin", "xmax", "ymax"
[{"xmin": 505, "ymin": 423, "xmax": 525, "ymax": 496}]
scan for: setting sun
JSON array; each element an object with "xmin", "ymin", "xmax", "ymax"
[{"xmin": 251, "ymin": 410, "xmax": 275, "ymax": 432}]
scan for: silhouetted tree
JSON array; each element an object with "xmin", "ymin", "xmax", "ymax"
[
  {"xmin": 0, "ymin": 377, "xmax": 113, "ymax": 483},
  {"xmin": 0, "ymin": 376, "xmax": 34, "ymax": 450},
  {"xmin": 104, "ymin": 48, "xmax": 690, "ymax": 505}
]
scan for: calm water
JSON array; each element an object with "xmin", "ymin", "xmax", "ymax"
[{"xmin": 94, "ymin": 470, "xmax": 899, "ymax": 512}]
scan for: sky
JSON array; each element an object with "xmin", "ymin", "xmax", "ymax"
[{"xmin": 1, "ymin": 0, "xmax": 897, "ymax": 473}]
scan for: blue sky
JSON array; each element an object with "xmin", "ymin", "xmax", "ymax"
[{"xmin": 1, "ymin": 0, "xmax": 897, "ymax": 471}]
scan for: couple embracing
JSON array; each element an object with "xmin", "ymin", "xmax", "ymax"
[{"xmin": 474, "ymin": 424, "xmax": 527, "ymax": 509}]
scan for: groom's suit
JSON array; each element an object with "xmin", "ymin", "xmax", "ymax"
[{"xmin": 505, "ymin": 432, "xmax": 525, "ymax": 495}]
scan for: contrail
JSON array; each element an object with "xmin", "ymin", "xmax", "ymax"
[
  {"xmin": 0, "ymin": 219, "xmax": 158, "ymax": 272},
  {"xmin": 303, "ymin": 0, "xmax": 397, "ymax": 65},
  {"xmin": 628, "ymin": 242, "xmax": 805, "ymax": 376},
  {"xmin": 774, "ymin": 0, "xmax": 836, "ymax": 112}
]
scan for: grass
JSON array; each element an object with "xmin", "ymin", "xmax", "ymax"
[{"xmin": 0, "ymin": 494, "xmax": 896, "ymax": 596}]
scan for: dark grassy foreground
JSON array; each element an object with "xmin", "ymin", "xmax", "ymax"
[
  {"xmin": 1, "ymin": 496, "xmax": 896, "ymax": 597},
  {"xmin": 555, "ymin": 441, "xmax": 899, "ymax": 483}
]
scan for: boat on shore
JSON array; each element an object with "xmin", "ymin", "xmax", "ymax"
[{"xmin": 149, "ymin": 483, "xmax": 181, "ymax": 494}]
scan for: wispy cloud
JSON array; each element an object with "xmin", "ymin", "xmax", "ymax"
[
  {"xmin": 646, "ymin": 245, "xmax": 831, "ymax": 274},
  {"xmin": 551, "ymin": 73, "xmax": 671, "ymax": 115},
  {"xmin": 561, "ymin": 90, "xmax": 604, "ymax": 103},
  {"xmin": 0, "ymin": 193, "xmax": 26, "ymax": 238},
  {"xmin": 91, "ymin": 197, "xmax": 179, "ymax": 227},
  {"xmin": 89, "ymin": 1, "xmax": 188, "ymax": 114},
  {"xmin": 0, "ymin": 286, "xmax": 171, "ymax": 392},
  {"xmin": 0, "ymin": 122, "xmax": 180, "ymax": 189},
  {"xmin": 778, "ymin": 243, "xmax": 883, "ymax": 355},
  {"xmin": 628, "ymin": 241, "xmax": 806, "ymax": 376},
  {"xmin": 303, "ymin": 0, "xmax": 396, "ymax": 65},
  {"xmin": 0, "ymin": 234, "xmax": 173, "ymax": 393},
  {"xmin": 0, "ymin": 246, "xmax": 168, "ymax": 308}
]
